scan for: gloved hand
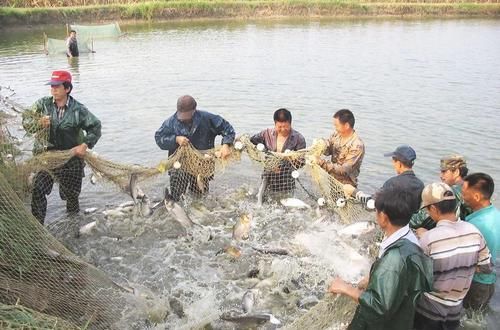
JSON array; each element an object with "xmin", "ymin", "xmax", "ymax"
[{"xmin": 355, "ymin": 191, "xmax": 372, "ymax": 204}]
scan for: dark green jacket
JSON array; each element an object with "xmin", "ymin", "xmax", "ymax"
[
  {"xmin": 349, "ymin": 239, "xmax": 433, "ymax": 330},
  {"xmin": 23, "ymin": 96, "xmax": 101, "ymax": 154}
]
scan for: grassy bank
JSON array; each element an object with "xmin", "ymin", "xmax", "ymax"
[{"xmin": 1, "ymin": 0, "xmax": 499, "ymax": 26}]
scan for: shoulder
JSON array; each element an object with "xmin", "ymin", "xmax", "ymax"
[
  {"xmin": 291, "ymin": 129, "xmax": 305, "ymax": 140},
  {"xmin": 352, "ymin": 131, "xmax": 365, "ymax": 147}
]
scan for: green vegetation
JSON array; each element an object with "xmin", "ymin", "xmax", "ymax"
[{"xmin": 0, "ymin": 1, "xmax": 499, "ymax": 26}]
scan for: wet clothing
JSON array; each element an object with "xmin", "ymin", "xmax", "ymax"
[
  {"xmin": 23, "ymin": 96, "xmax": 101, "ymax": 155},
  {"xmin": 414, "ymin": 311, "xmax": 459, "ymax": 330},
  {"xmin": 348, "ymin": 235, "xmax": 433, "ymax": 330},
  {"xmin": 382, "ymin": 170, "xmax": 424, "ymax": 214},
  {"xmin": 415, "ymin": 220, "xmax": 491, "ymax": 324},
  {"xmin": 250, "ymin": 128, "xmax": 306, "ymax": 193},
  {"xmin": 155, "ymin": 110, "xmax": 235, "ymax": 201},
  {"xmin": 322, "ymin": 131, "xmax": 364, "ymax": 187},
  {"xmin": 66, "ymin": 36, "xmax": 79, "ymax": 57},
  {"xmin": 463, "ymin": 280, "xmax": 496, "ymax": 310},
  {"xmin": 450, "ymin": 183, "xmax": 473, "ymax": 220},
  {"xmin": 466, "ymin": 205, "xmax": 500, "ymax": 286},
  {"xmin": 23, "ymin": 96, "xmax": 101, "ymax": 223}
]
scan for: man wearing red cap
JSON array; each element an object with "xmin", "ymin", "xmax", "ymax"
[{"xmin": 23, "ymin": 70, "xmax": 101, "ymax": 224}]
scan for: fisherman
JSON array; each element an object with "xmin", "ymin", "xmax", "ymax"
[
  {"xmin": 462, "ymin": 173, "xmax": 500, "ymax": 310},
  {"xmin": 328, "ymin": 186, "xmax": 433, "ymax": 330},
  {"xmin": 66, "ymin": 30, "xmax": 79, "ymax": 58},
  {"xmin": 413, "ymin": 154, "xmax": 472, "ymax": 235},
  {"xmin": 155, "ymin": 95, "xmax": 235, "ymax": 201},
  {"xmin": 344, "ymin": 145, "xmax": 424, "ymax": 212},
  {"xmin": 23, "ymin": 70, "xmax": 101, "ymax": 224},
  {"xmin": 314, "ymin": 109, "xmax": 364, "ymax": 187},
  {"xmin": 414, "ymin": 182, "xmax": 491, "ymax": 330},
  {"xmin": 250, "ymin": 108, "xmax": 306, "ymax": 195}
]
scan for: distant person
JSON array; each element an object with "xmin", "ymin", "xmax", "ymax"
[
  {"xmin": 22, "ymin": 70, "xmax": 101, "ymax": 224},
  {"xmin": 439, "ymin": 154, "xmax": 473, "ymax": 219},
  {"xmin": 344, "ymin": 145, "xmax": 424, "ymax": 213},
  {"xmin": 250, "ymin": 108, "xmax": 306, "ymax": 194},
  {"xmin": 414, "ymin": 182, "xmax": 491, "ymax": 330},
  {"xmin": 66, "ymin": 30, "xmax": 79, "ymax": 58},
  {"xmin": 462, "ymin": 173, "xmax": 500, "ymax": 310},
  {"xmin": 155, "ymin": 95, "xmax": 235, "ymax": 201},
  {"xmin": 328, "ymin": 186, "xmax": 433, "ymax": 330},
  {"xmin": 314, "ymin": 109, "xmax": 365, "ymax": 187}
]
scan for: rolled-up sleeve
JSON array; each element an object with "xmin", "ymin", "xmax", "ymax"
[{"xmin": 250, "ymin": 130, "xmax": 265, "ymax": 145}]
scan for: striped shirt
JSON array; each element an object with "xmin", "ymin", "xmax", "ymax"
[{"xmin": 416, "ymin": 219, "xmax": 491, "ymax": 321}]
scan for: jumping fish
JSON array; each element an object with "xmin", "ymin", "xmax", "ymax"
[
  {"xmin": 242, "ymin": 290, "xmax": 256, "ymax": 313},
  {"xmin": 163, "ymin": 189, "xmax": 200, "ymax": 228},
  {"xmin": 338, "ymin": 221, "xmax": 376, "ymax": 237},
  {"xmin": 280, "ymin": 198, "xmax": 311, "ymax": 209},
  {"xmin": 256, "ymin": 175, "xmax": 268, "ymax": 207},
  {"xmin": 232, "ymin": 213, "xmax": 252, "ymax": 241},
  {"xmin": 196, "ymin": 174, "xmax": 205, "ymax": 193},
  {"xmin": 79, "ymin": 221, "xmax": 97, "ymax": 235}
]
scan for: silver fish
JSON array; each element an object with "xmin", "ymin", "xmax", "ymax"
[
  {"xmin": 338, "ymin": 221, "xmax": 376, "ymax": 237},
  {"xmin": 83, "ymin": 207, "xmax": 98, "ymax": 215},
  {"xmin": 79, "ymin": 221, "xmax": 97, "ymax": 235},
  {"xmin": 233, "ymin": 213, "xmax": 252, "ymax": 241},
  {"xmin": 256, "ymin": 175, "xmax": 268, "ymax": 207},
  {"xmin": 196, "ymin": 174, "xmax": 206, "ymax": 193},
  {"xmin": 164, "ymin": 199, "xmax": 197, "ymax": 228},
  {"xmin": 251, "ymin": 245, "xmax": 290, "ymax": 256},
  {"xmin": 280, "ymin": 198, "xmax": 311, "ymax": 209},
  {"xmin": 220, "ymin": 313, "xmax": 280, "ymax": 327},
  {"xmin": 129, "ymin": 173, "xmax": 144, "ymax": 204},
  {"xmin": 242, "ymin": 290, "xmax": 256, "ymax": 314}
]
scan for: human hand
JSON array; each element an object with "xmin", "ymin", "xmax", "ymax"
[
  {"xmin": 39, "ymin": 115, "xmax": 50, "ymax": 128},
  {"xmin": 176, "ymin": 136, "xmax": 189, "ymax": 146},
  {"xmin": 218, "ymin": 144, "xmax": 232, "ymax": 160},
  {"xmin": 71, "ymin": 143, "xmax": 88, "ymax": 158},
  {"xmin": 357, "ymin": 276, "xmax": 369, "ymax": 290},
  {"xmin": 328, "ymin": 277, "xmax": 350, "ymax": 295},
  {"xmin": 343, "ymin": 184, "xmax": 356, "ymax": 197}
]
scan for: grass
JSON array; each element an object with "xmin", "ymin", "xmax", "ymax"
[{"xmin": 0, "ymin": 0, "xmax": 499, "ymax": 25}]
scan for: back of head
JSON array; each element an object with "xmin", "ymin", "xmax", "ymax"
[
  {"xmin": 333, "ymin": 109, "xmax": 355, "ymax": 128},
  {"xmin": 273, "ymin": 108, "xmax": 292, "ymax": 123},
  {"xmin": 374, "ymin": 185, "xmax": 414, "ymax": 227},
  {"xmin": 177, "ymin": 95, "xmax": 197, "ymax": 113},
  {"xmin": 464, "ymin": 172, "xmax": 494, "ymax": 200},
  {"xmin": 440, "ymin": 154, "xmax": 468, "ymax": 178}
]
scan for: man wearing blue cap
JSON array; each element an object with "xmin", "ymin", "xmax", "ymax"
[
  {"xmin": 345, "ymin": 145, "xmax": 424, "ymax": 214},
  {"xmin": 23, "ymin": 70, "xmax": 101, "ymax": 224}
]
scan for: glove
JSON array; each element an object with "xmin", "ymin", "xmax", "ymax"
[{"xmin": 355, "ymin": 191, "xmax": 372, "ymax": 204}]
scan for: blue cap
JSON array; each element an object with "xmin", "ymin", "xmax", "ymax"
[{"xmin": 384, "ymin": 145, "xmax": 416, "ymax": 162}]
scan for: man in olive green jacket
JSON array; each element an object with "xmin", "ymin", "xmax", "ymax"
[
  {"xmin": 329, "ymin": 186, "xmax": 433, "ymax": 330},
  {"xmin": 23, "ymin": 70, "xmax": 101, "ymax": 224}
]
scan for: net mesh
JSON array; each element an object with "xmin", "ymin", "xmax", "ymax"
[
  {"xmin": 0, "ymin": 91, "xmax": 373, "ymax": 328},
  {"xmin": 46, "ymin": 37, "xmax": 93, "ymax": 55},
  {"xmin": 70, "ymin": 23, "xmax": 122, "ymax": 40}
]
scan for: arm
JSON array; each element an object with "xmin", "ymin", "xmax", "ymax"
[
  {"xmin": 249, "ymin": 130, "xmax": 266, "ymax": 146},
  {"xmin": 210, "ymin": 114, "xmax": 235, "ymax": 146},
  {"xmin": 155, "ymin": 119, "xmax": 177, "ymax": 151},
  {"xmin": 476, "ymin": 237, "xmax": 493, "ymax": 274},
  {"xmin": 66, "ymin": 37, "xmax": 72, "ymax": 57},
  {"xmin": 321, "ymin": 143, "xmax": 364, "ymax": 177},
  {"xmin": 328, "ymin": 277, "xmax": 363, "ymax": 302},
  {"xmin": 79, "ymin": 106, "xmax": 101, "ymax": 149}
]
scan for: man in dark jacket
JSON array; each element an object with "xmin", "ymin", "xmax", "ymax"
[
  {"xmin": 328, "ymin": 185, "xmax": 433, "ymax": 330},
  {"xmin": 66, "ymin": 30, "xmax": 79, "ymax": 58},
  {"xmin": 155, "ymin": 95, "xmax": 235, "ymax": 201},
  {"xmin": 23, "ymin": 70, "xmax": 101, "ymax": 224},
  {"xmin": 250, "ymin": 108, "xmax": 306, "ymax": 195}
]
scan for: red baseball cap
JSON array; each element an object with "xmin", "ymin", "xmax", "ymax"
[{"xmin": 46, "ymin": 70, "xmax": 72, "ymax": 86}]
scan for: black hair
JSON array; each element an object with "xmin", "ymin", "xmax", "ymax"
[
  {"xmin": 459, "ymin": 166, "xmax": 469, "ymax": 178},
  {"xmin": 62, "ymin": 81, "xmax": 73, "ymax": 95},
  {"xmin": 431, "ymin": 190, "xmax": 458, "ymax": 214},
  {"xmin": 177, "ymin": 95, "xmax": 197, "ymax": 112},
  {"xmin": 274, "ymin": 108, "xmax": 292, "ymax": 123},
  {"xmin": 464, "ymin": 172, "xmax": 494, "ymax": 200},
  {"xmin": 392, "ymin": 156, "xmax": 414, "ymax": 169},
  {"xmin": 70, "ymin": 30, "xmax": 76, "ymax": 33},
  {"xmin": 374, "ymin": 186, "xmax": 414, "ymax": 227},
  {"xmin": 333, "ymin": 109, "xmax": 355, "ymax": 128}
]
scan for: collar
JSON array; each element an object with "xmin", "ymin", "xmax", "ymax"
[
  {"xmin": 466, "ymin": 204, "xmax": 495, "ymax": 221},
  {"xmin": 436, "ymin": 219, "xmax": 458, "ymax": 227},
  {"xmin": 378, "ymin": 224, "xmax": 419, "ymax": 258},
  {"xmin": 52, "ymin": 95, "xmax": 71, "ymax": 108},
  {"xmin": 399, "ymin": 169, "xmax": 415, "ymax": 176}
]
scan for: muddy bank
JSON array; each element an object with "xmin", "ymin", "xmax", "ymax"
[{"xmin": 1, "ymin": 2, "xmax": 500, "ymax": 27}]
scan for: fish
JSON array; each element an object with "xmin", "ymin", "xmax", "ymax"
[
  {"xmin": 79, "ymin": 221, "xmax": 97, "ymax": 235},
  {"xmin": 251, "ymin": 245, "xmax": 290, "ymax": 256},
  {"xmin": 232, "ymin": 213, "xmax": 252, "ymax": 241},
  {"xmin": 256, "ymin": 175, "xmax": 268, "ymax": 207},
  {"xmin": 163, "ymin": 189, "xmax": 200, "ymax": 228},
  {"xmin": 220, "ymin": 312, "xmax": 280, "ymax": 327},
  {"xmin": 129, "ymin": 173, "xmax": 145, "ymax": 204},
  {"xmin": 242, "ymin": 290, "xmax": 256, "ymax": 313},
  {"xmin": 280, "ymin": 198, "xmax": 311, "ymax": 209},
  {"xmin": 103, "ymin": 208, "xmax": 127, "ymax": 220},
  {"xmin": 196, "ymin": 174, "xmax": 206, "ymax": 193},
  {"xmin": 83, "ymin": 207, "xmax": 98, "ymax": 215},
  {"xmin": 338, "ymin": 221, "xmax": 376, "ymax": 237},
  {"xmin": 89, "ymin": 171, "xmax": 103, "ymax": 185}
]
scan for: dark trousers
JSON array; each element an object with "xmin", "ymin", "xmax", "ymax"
[
  {"xmin": 414, "ymin": 311, "xmax": 460, "ymax": 330},
  {"xmin": 31, "ymin": 157, "xmax": 84, "ymax": 224},
  {"xmin": 463, "ymin": 281, "xmax": 495, "ymax": 310},
  {"xmin": 169, "ymin": 169, "xmax": 212, "ymax": 202}
]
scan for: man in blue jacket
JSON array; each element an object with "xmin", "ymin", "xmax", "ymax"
[{"xmin": 155, "ymin": 95, "xmax": 235, "ymax": 201}]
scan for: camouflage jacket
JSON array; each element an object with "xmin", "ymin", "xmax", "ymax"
[
  {"xmin": 321, "ymin": 131, "xmax": 365, "ymax": 187},
  {"xmin": 22, "ymin": 96, "xmax": 101, "ymax": 155}
]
